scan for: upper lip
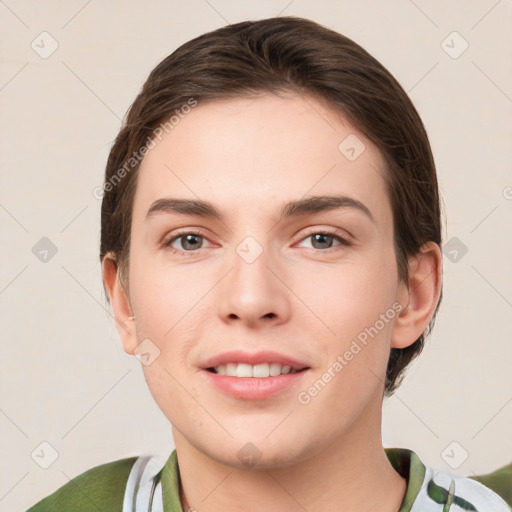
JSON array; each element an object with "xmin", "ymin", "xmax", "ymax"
[{"xmin": 200, "ymin": 350, "xmax": 311, "ymax": 370}]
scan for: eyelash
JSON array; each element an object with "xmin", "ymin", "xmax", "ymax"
[{"xmin": 161, "ymin": 228, "xmax": 351, "ymax": 255}]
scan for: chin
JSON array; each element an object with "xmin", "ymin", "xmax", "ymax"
[{"xmin": 216, "ymin": 444, "xmax": 309, "ymax": 471}]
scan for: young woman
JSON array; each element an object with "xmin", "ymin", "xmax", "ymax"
[{"xmin": 26, "ymin": 16, "xmax": 510, "ymax": 512}]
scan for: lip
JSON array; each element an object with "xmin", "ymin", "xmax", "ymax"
[
  {"xmin": 199, "ymin": 350, "xmax": 312, "ymax": 401},
  {"xmin": 200, "ymin": 350, "xmax": 310, "ymax": 371},
  {"xmin": 201, "ymin": 367, "xmax": 311, "ymax": 400}
]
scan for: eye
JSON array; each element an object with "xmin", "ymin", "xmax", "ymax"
[
  {"xmin": 162, "ymin": 229, "xmax": 212, "ymax": 253},
  {"xmin": 161, "ymin": 228, "xmax": 351, "ymax": 255},
  {"xmin": 297, "ymin": 229, "xmax": 351, "ymax": 251}
]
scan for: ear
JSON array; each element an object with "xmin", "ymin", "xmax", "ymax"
[
  {"xmin": 391, "ymin": 241, "xmax": 443, "ymax": 349},
  {"xmin": 101, "ymin": 252, "xmax": 138, "ymax": 355}
]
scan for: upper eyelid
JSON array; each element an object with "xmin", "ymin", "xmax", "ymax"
[
  {"xmin": 163, "ymin": 227, "xmax": 351, "ymax": 249},
  {"xmin": 162, "ymin": 228, "xmax": 213, "ymax": 247}
]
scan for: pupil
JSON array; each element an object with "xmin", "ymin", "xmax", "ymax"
[
  {"xmin": 312, "ymin": 233, "xmax": 332, "ymax": 249},
  {"xmin": 183, "ymin": 234, "xmax": 201, "ymax": 250}
]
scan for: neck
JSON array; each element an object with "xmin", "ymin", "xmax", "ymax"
[{"xmin": 173, "ymin": 401, "xmax": 406, "ymax": 512}]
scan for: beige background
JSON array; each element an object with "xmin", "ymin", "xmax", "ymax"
[{"xmin": 1, "ymin": 1, "xmax": 511, "ymax": 510}]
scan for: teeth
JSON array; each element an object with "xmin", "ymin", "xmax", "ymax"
[
  {"xmin": 212, "ymin": 362, "xmax": 301, "ymax": 378},
  {"xmin": 236, "ymin": 363, "xmax": 253, "ymax": 378},
  {"xmin": 252, "ymin": 363, "xmax": 269, "ymax": 378},
  {"xmin": 269, "ymin": 363, "xmax": 281, "ymax": 376}
]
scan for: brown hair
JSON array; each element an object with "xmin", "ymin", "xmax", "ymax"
[{"xmin": 100, "ymin": 16, "xmax": 443, "ymax": 396}]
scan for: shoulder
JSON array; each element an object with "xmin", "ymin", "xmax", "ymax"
[
  {"xmin": 423, "ymin": 469, "xmax": 511, "ymax": 511},
  {"xmin": 385, "ymin": 447, "xmax": 511, "ymax": 511},
  {"xmin": 414, "ymin": 457, "xmax": 511, "ymax": 511},
  {"xmin": 25, "ymin": 456, "xmax": 138, "ymax": 512},
  {"xmin": 470, "ymin": 461, "xmax": 512, "ymax": 509}
]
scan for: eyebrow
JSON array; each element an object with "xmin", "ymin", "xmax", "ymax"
[{"xmin": 146, "ymin": 194, "xmax": 375, "ymax": 224}]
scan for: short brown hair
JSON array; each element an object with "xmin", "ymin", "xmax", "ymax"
[{"xmin": 100, "ymin": 16, "xmax": 443, "ymax": 396}]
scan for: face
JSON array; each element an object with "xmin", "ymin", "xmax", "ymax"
[{"xmin": 125, "ymin": 93, "xmax": 405, "ymax": 468}]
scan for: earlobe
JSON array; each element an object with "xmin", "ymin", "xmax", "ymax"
[
  {"xmin": 391, "ymin": 242, "xmax": 443, "ymax": 350},
  {"xmin": 101, "ymin": 253, "xmax": 138, "ymax": 355}
]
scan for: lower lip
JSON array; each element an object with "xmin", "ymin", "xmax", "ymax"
[{"xmin": 201, "ymin": 369, "xmax": 310, "ymax": 400}]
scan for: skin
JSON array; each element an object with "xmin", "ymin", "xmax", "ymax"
[{"xmin": 103, "ymin": 93, "xmax": 442, "ymax": 511}]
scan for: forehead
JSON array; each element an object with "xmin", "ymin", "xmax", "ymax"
[{"xmin": 133, "ymin": 93, "xmax": 391, "ymax": 226}]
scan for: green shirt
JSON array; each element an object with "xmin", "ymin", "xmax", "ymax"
[{"xmin": 25, "ymin": 448, "xmax": 511, "ymax": 511}]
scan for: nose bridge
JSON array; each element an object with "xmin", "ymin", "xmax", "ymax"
[
  {"xmin": 217, "ymin": 230, "xmax": 290, "ymax": 324},
  {"xmin": 232, "ymin": 231, "xmax": 277, "ymax": 297},
  {"xmin": 228, "ymin": 212, "xmax": 275, "ymax": 276}
]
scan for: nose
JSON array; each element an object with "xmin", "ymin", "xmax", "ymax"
[{"xmin": 217, "ymin": 239, "xmax": 291, "ymax": 328}]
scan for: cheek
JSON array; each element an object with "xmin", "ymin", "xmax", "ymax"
[
  {"xmin": 296, "ymin": 248, "xmax": 399, "ymax": 392},
  {"xmin": 129, "ymin": 249, "xmax": 210, "ymax": 338},
  {"xmin": 296, "ymin": 265, "xmax": 397, "ymax": 419},
  {"xmin": 301, "ymin": 251, "xmax": 398, "ymax": 339}
]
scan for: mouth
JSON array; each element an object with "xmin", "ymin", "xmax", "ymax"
[
  {"xmin": 202, "ymin": 362, "xmax": 311, "ymax": 400},
  {"xmin": 206, "ymin": 362, "xmax": 310, "ymax": 378}
]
